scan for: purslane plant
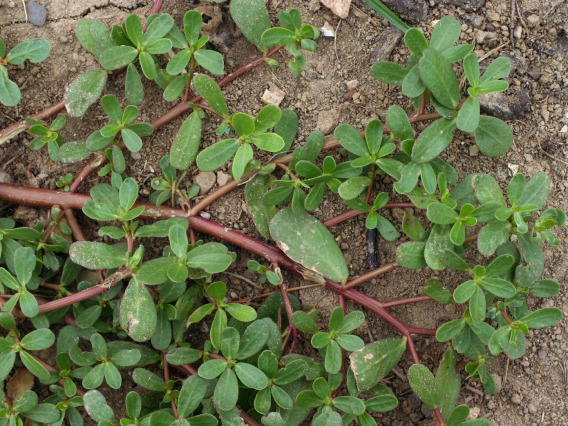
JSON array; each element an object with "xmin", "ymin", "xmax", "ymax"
[
  {"xmin": 0, "ymin": 37, "xmax": 51, "ymax": 106},
  {"xmin": 0, "ymin": 3, "xmax": 564, "ymax": 426}
]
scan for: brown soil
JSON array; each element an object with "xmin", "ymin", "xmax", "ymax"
[{"xmin": 1, "ymin": 0, "xmax": 568, "ymax": 424}]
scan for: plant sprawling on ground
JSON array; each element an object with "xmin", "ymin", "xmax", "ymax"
[{"xmin": 0, "ymin": 1, "xmax": 564, "ymax": 425}]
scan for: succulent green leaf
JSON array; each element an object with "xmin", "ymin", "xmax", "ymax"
[
  {"xmin": 396, "ymin": 241, "xmax": 426, "ymax": 269},
  {"xmin": 517, "ymin": 171, "xmax": 550, "ymax": 210},
  {"xmin": 64, "ymin": 70, "xmax": 108, "ymax": 117},
  {"xmin": 478, "ymin": 220, "xmax": 511, "ymax": 256},
  {"xmin": 119, "ymin": 278, "xmax": 157, "ymax": 342},
  {"xmin": 170, "ymin": 112, "xmax": 202, "ymax": 170},
  {"xmin": 334, "ymin": 124, "xmax": 369, "ymax": 157},
  {"xmin": 430, "ymin": 16, "xmax": 461, "ymax": 52},
  {"xmin": 520, "ymin": 308, "xmax": 562, "ymax": 328},
  {"xmin": 83, "ymin": 390, "xmax": 115, "ymax": 423},
  {"xmin": 456, "ymin": 97, "xmax": 480, "ymax": 133},
  {"xmin": 402, "ymin": 65, "xmax": 425, "ymax": 98},
  {"xmin": 386, "ymin": 105, "xmax": 414, "ymax": 141},
  {"xmin": 245, "ymin": 175, "xmax": 278, "ymax": 238},
  {"xmin": 418, "ymin": 49, "xmax": 460, "ymax": 108},
  {"xmin": 370, "ymin": 61, "xmax": 408, "ymax": 86},
  {"xmin": 349, "ymin": 338, "xmax": 407, "ymax": 391},
  {"xmin": 99, "ymin": 45, "xmax": 138, "ymax": 70},
  {"xmin": 270, "ymin": 208, "xmax": 348, "ymax": 284},
  {"xmin": 196, "ymin": 139, "xmax": 240, "ymax": 172},
  {"xmin": 407, "ymin": 364, "xmax": 439, "ymax": 408},
  {"xmin": 424, "ymin": 224, "xmax": 452, "ymax": 270},
  {"xmin": 480, "ymin": 56, "xmax": 511, "ymax": 84},
  {"xmin": 474, "ymin": 116, "xmax": 512, "ymax": 157},
  {"xmin": 251, "ymin": 133, "xmax": 285, "ymax": 152},
  {"xmin": 274, "ymin": 108, "xmax": 299, "ymax": 152},
  {"xmin": 235, "ymin": 362, "xmax": 268, "ymax": 389},
  {"xmin": 261, "ymin": 28, "xmax": 296, "ymax": 47},
  {"xmin": 193, "ymin": 74, "xmax": 228, "ymax": 117},
  {"xmin": 194, "ymin": 49, "xmax": 224, "ymax": 75},
  {"xmin": 0, "ymin": 67, "xmax": 21, "ymax": 107},
  {"xmin": 69, "ymin": 242, "xmax": 127, "ymax": 269},
  {"xmin": 144, "ymin": 14, "xmax": 175, "ymax": 45},
  {"xmin": 435, "ymin": 346, "xmax": 460, "ymax": 417},
  {"xmin": 411, "ymin": 118, "xmax": 456, "ymax": 164},
  {"xmin": 7, "ymin": 38, "xmax": 51, "ymax": 65},
  {"xmin": 404, "ymin": 28, "xmax": 428, "ymax": 56},
  {"xmin": 230, "ymin": 0, "xmax": 271, "ymax": 50}
]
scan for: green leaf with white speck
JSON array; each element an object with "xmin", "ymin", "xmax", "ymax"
[
  {"xmin": 119, "ymin": 278, "xmax": 157, "ymax": 342},
  {"xmin": 245, "ymin": 175, "xmax": 277, "ymax": 238},
  {"xmin": 269, "ymin": 208, "xmax": 348, "ymax": 284},
  {"xmin": 349, "ymin": 337, "xmax": 407, "ymax": 392},
  {"xmin": 69, "ymin": 241, "xmax": 127, "ymax": 269},
  {"xmin": 170, "ymin": 112, "xmax": 201, "ymax": 170},
  {"xmin": 407, "ymin": 364, "xmax": 439, "ymax": 409},
  {"xmin": 64, "ymin": 70, "xmax": 108, "ymax": 117}
]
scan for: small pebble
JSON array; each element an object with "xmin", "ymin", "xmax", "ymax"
[
  {"xmin": 526, "ymin": 14, "xmax": 540, "ymax": 28},
  {"xmin": 7, "ymin": 1, "xmax": 15, "ymax": 7},
  {"xmin": 27, "ymin": 1, "xmax": 47, "ymax": 26},
  {"xmin": 195, "ymin": 171, "xmax": 216, "ymax": 194},
  {"xmin": 345, "ymin": 79, "xmax": 359, "ymax": 90},
  {"xmin": 261, "ymin": 83, "xmax": 285, "ymax": 106},
  {"xmin": 59, "ymin": 35, "xmax": 69, "ymax": 44}
]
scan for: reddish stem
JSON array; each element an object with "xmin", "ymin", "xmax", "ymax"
[
  {"xmin": 36, "ymin": 269, "xmax": 132, "ymax": 313},
  {"xmin": 323, "ymin": 203, "xmax": 415, "ymax": 228},
  {"xmin": 66, "ymin": 46, "xmax": 285, "ymax": 199},
  {"xmin": 64, "ymin": 208, "xmax": 88, "ymax": 241},
  {"xmin": 162, "ymin": 352, "xmax": 179, "ymax": 418},
  {"xmin": 343, "ymin": 262, "xmax": 399, "ymax": 290},
  {"xmin": 0, "ymin": 184, "xmax": 433, "ymax": 362},
  {"xmin": 30, "ymin": 353, "xmax": 86, "ymax": 397},
  {"xmin": 0, "ymin": 101, "xmax": 65, "ymax": 143},
  {"xmin": 434, "ymin": 407, "xmax": 445, "ymax": 425},
  {"xmin": 418, "ymin": 91, "xmax": 427, "ymax": 116},
  {"xmin": 149, "ymin": 0, "xmax": 165, "ymax": 14},
  {"xmin": 338, "ymin": 294, "xmax": 345, "ymax": 311},
  {"xmin": 382, "ymin": 295, "xmax": 433, "ymax": 308},
  {"xmin": 276, "ymin": 271, "xmax": 297, "ymax": 354}
]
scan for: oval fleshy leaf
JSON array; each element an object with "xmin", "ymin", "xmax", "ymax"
[
  {"xmin": 269, "ymin": 208, "xmax": 348, "ymax": 284},
  {"xmin": 119, "ymin": 278, "xmax": 157, "ymax": 342}
]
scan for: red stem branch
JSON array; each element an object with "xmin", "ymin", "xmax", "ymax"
[
  {"xmin": 0, "ymin": 184, "xmax": 435, "ymax": 364},
  {"xmin": 323, "ymin": 203, "xmax": 415, "ymax": 228}
]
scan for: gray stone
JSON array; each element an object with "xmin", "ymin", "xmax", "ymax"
[
  {"xmin": 345, "ymin": 79, "xmax": 359, "ymax": 90},
  {"xmin": 381, "ymin": 0, "xmax": 428, "ymax": 22},
  {"xmin": 320, "ymin": 0, "xmax": 351, "ymax": 19},
  {"xmin": 27, "ymin": 2, "xmax": 47, "ymax": 26},
  {"xmin": 195, "ymin": 171, "xmax": 216, "ymax": 194},
  {"xmin": 216, "ymin": 172, "xmax": 231, "ymax": 187},
  {"xmin": 370, "ymin": 27, "xmax": 403, "ymax": 63},
  {"xmin": 479, "ymin": 90, "xmax": 530, "ymax": 120},
  {"xmin": 316, "ymin": 109, "xmax": 339, "ymax": 135},
  {"xmin": 0, "ymin": 171, "xmax": 13, "ymax": 184}
]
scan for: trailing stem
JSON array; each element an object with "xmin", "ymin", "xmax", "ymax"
[{"xmin": 0, "ymin": 183, "xmax": 436, "ymax": 364}]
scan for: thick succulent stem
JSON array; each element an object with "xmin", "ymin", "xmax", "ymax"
[{"xmin": 0, "ymin": 183, "xmax": 436, "ymax": 362}]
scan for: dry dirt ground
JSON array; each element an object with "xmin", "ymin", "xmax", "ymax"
[{"xmin": 1, "ymin": 0, "xmax": 568, "ymax": 425}]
